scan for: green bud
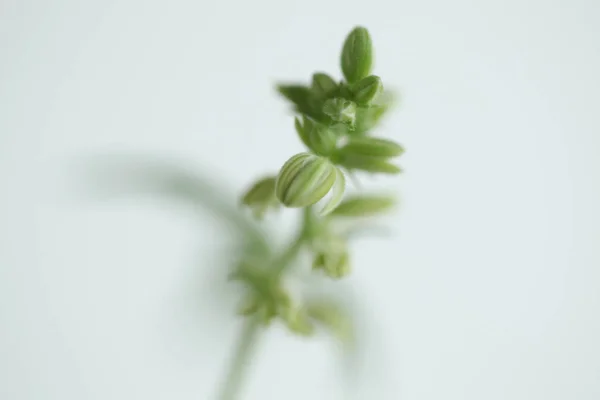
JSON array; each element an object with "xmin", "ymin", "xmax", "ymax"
[
  {"xmin": 311, "ymin": 72, "xmax": 338, "ymax": 98},
  {"xmin": 296, "ymin": 116, "xmax": 337, "ymax": 156},
  {"xmin": 330, "ymin": 195, "xmax": 396, "ymax": 217},
  {"xmin": 354, "ymin": 105, "xmax": 387, "ymax": 135},
  {"xmin": 341, "ymin": 136, "xmax": 404, "ymax": 157},
  {"xmin": 241, "ymin": 176, "xmax": 279, "ymax": 218},
  {"xmin": 275, "ymin": 153, "xmax": 335, "ymax": 208},
  {"xmin": 282, "ymin": 306, "xmax": 315, "ymax": 336},
  {"xmin": 313, "ymin": 248, "xmax": 351, "ymax": 279},
  {"xmin": 306, "ymin": 122, "xmax": 337, "ymax": 157},
  {"xmin": 323, "ymin": 98, "xmax": 357, "ymax": 127},
  {"xmin": 341, "ymin": 26, "xmax": 373, "ymax": 84},
  {"xmin": 350, "ymin": 75, "xmax": 383, "ymax": 105},
  {"xmin": 275, "ymin": 153, "xmax": 346, "ymax": 215}
]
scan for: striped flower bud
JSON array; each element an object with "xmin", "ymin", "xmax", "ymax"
[
  {"xmin": 350, "ymin": 75, "xmax": 383, "ymax": 105},
  {"xmin": 275, "ymin": 153, "xmax": 346, "ymax": 215},
  {"xmin": 341, "ymin": 26, "xmax": 373, "ymax": 84}
]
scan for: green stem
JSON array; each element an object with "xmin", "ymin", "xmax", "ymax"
[
  {"xmin": 217, "ymin": 207, "xmax": 314, "ymax": 400},
  {"xmin": 273, "ymin": 207, "xmax": 313, "ymax": 276},
  {"xmin": 217, "ymin": 317, "xmax": 261, "ymax": 400}
]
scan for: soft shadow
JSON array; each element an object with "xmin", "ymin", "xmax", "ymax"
[{"xmin": 75, "ymin": 153, "xmax": 272, "ymax": 351}]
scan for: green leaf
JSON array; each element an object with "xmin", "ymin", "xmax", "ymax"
[
  {"xmin": 311, "ymin": 72, "xmax": 338, "ymax": 98},
  {"xmin": 330, "ymin": 195, "xmax": 396, "ymax": 217},
  {"xmin": 277, "ymin": 84, "xmax": 328, "ymax": 122},
  {"xmin": 342, "ymin": 136, "xmax": 404, "ymax": 157},
  {"xmin": 336, "ymin": 154, "xmax": 402, "ymax": 174}
]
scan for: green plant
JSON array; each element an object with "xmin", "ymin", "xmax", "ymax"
[{"xmin": 218, "ymin": 26, "xmax": 403, "ymax": 399}]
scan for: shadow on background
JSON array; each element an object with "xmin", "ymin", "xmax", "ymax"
[{"xmin": 74, "ymin": 152, "xmax": 385, "ymax": 398}]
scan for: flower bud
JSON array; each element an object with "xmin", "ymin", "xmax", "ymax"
[
  {"xmin": 313, "ymin": 248, "xmax": 351, "ymax": 279},
  {"xmin": 282, "ymin": 306, "xmax": 315, "ymax": 336},
  {"xmin": 241, "ymin": 176, "xmax": 279, "ymax": 218},
  {"xmin": 341, "ymin": 26, "xmax": 373, "ymax": 84},
  {"xmin": 323, "ymin": 98, "xmax": 357, "ymax": 127},
  {"xmin": 311, "ymin": 72, "xmax": 338, "ymax": 98},
  {"xmin": 330, "ymin": 195, "xmax": 396, "ymax": 217},
  {"xmin": 350, "ymin": 75, "xmax": 383, "ymax": 105},
  {"xmin": 275, "ymin": 153, "xmax": 346, "ymax": 215}
]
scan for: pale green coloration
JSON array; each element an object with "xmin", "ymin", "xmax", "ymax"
[
  {"xmin": 323, "ymin": 97, "xmax": 357, "ymax": 127},
  {"xmin": 241, "ymin": 176, "xmax": 279, "ymax": 218},
  {"xmin": 334, "ymin": 136, "xmax": 403, "ymax": 174},
  {"xmin": 275, "ymin": 153, "xmax": 346, "ymax": 215},
  {"xmin": 336, "ymin": 154, "xmax": 402, "ymax": 174},
  {"xmin": 306, "ymin": 299, "xmax": 354, "ymax": 344},
  {"xmin": 275, "ymin": 153, "xmax": 335, "ymax": 207},
  {"xmin": 341, "ymin": 136, "xmax": 404, "ymax": 157},
  {"xmin": 350, "ymin": 75, "xmax": 383, "ymax": 105},
  {"xmin": 341, "ymin": 27, "xmax": 373, "ymax": 84},
  {"xmin": 312, "ymin": 233, "xmax": 351, "ymax": 279},
  {"xmin": 330, "ymin": 195, "xmax": 396, "ymax": 217},
  {"xmin": 217, "ymin": 25, "xmax": 406, "ymax": 400}
]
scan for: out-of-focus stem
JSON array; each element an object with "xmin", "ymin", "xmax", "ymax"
[
  {"xmin": 217, "ymin": 317, "xmax": 261, "ymax": 400},
  {"xmin": 217, "ymin": 207, "xmax": 313, "ymax": 400}
]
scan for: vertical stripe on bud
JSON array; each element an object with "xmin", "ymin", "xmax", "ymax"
[
  {"xmin": 350, "ymin": 75, "xmax": 383, "ymax": 105},
  {"xmin": 276, "ymin": 153, "xmax": 336, "ymax": 208},
  {"xmin": 341, "ymin": 26, "xmax": 373, "ymax": 84},
  {"xmin": 275, "ymin": 153, "xmax": 347, "ymax": 214}
]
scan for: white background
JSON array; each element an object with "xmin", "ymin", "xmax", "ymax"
[{"xmin": 1, "ymin": 0, "xmax": 599, "ymax": 399}]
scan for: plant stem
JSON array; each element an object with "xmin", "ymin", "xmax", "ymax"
[
  {"xmin": 218, "ymin": 317, "xmax": 261, "ymax": 400},
  {"xmin": 217, "ymin": 207, "xmax": 313, "ymax": 400},
  {"xmin": 273, "ymin": 206, "xmax": 313, "ymax": 276}
]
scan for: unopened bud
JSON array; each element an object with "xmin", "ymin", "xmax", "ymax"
[
  {"xmin": 350, "ymin": 75, "xmax": 383, "ymax": 105},
  {"xmin": 341, "ymin": 26, "xmax": 373, "ymax": 84},
  {"xmin": 275, "ymin": 153, "xmax": 346, "ymax": 215}
]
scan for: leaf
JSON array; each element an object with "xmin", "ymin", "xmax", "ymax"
[{"xmin": 330, "ymin": 195, "xmax": 396, "ymax": 217}]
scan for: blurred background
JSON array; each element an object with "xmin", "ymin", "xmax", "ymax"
[{"xmin": 1, "ymin": 0, "xmax": 599, "ymax": 399}]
